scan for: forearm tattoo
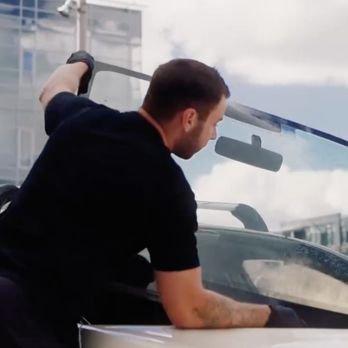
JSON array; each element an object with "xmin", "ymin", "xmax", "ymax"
[{"xmin": 193, "ymin": 293, "xmax": 266, "ymax": 328}]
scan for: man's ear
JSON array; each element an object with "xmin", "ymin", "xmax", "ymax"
[{"xmin": 181, "ymin": 108, "xmax": 198, "ymax": 132}]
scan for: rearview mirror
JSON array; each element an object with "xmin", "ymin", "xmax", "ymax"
[{"xmin": 215, "ymin": 135, "xmax": 283, "ymax": 172}]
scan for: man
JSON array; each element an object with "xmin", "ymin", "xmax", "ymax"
[{"xmin": 0, "ymin": 51, "xmax": 304, "ymax": 348}]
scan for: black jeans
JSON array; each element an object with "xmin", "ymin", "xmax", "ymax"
[{"xmin": 0, "ymin": 276, "xmax": 78, "ymax": 348}]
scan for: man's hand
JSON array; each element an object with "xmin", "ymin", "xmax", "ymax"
[
  {"xmin": 39, "ymin": 51, "xmax": 94, "ymax": 110},
  {"xmin": 66, "ymin": 50, "xmax": 95, "ymax": 95},
  {"xmin": 156, "ymin": 267, "xmax": 271, "ymax": 328},
  {"xmin": 266, "ymin": 304, "xmax": 307, "ymax": 328}
]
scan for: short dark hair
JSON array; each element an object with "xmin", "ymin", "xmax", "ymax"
[{"xmin": 142, "ymin": 59, "xmax": 230, "ymax": 122}]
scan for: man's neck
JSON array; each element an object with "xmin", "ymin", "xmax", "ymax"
[{"xmin": 138, "ymin": 107, "xmax": 170, "ymax": 149}]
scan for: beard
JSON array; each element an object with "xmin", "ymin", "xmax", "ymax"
[{"xmin": 173, "ymin": 121, "xmax": 205, "ymax": 159}]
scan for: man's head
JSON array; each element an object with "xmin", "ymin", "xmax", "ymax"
[{"xmin": 142, "ymin": 59, "xmax": 230, "ymax": 159}]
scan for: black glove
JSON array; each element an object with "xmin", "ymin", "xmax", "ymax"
[
  {"xmin": 66, "ymin": 50, "xmax": 95, "ymax": 95},
  {"xmin": 266, "ymin": 304, "xmax": 307, "ymax": 327}
]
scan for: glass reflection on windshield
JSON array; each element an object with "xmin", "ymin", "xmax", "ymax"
[{"xmin": 243, "ymin": 259, "xmax": 348, "ymax": 314}]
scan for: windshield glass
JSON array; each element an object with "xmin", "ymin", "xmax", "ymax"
[
  {"xmin": 90, "ymin": 68, "xmax": 348, "ymax": 247},
  {"xmin": 90, "ymin": 66, "xmax": 348, "ymax": 316}
]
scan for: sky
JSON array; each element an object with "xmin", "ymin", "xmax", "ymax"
[{"xmin": 135, "ymin": 0, "xmax": 348, "ymax": 140}]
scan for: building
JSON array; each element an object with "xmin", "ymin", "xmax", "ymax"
[
  {"xmin": 0, "ymin": 0, "xmax": 142, "ymax": 184},
  {"xmin": 279, "ymin": 213, "xmax": 348, "ymax": 254}
]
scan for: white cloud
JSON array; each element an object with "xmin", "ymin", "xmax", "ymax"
[
  {"xmin": 192, "ymin": 161, "xmax": 348, "ymax": 230},
  {"xmin": 139, "ymin": 0, "xmax": 348, "ymax": 86}
]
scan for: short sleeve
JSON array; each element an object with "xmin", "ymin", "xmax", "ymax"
[
  {"xmin": 44, "ymin": 92, "xmax": 99, "ymax": 136},
  {"xmin": 147, "ymin": 166, "xmax": 200, "ymax": 272}
]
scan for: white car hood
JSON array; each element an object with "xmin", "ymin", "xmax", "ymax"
[{"xmin": 79, "ymin": 325, "xmax": 348, "ymax": 348}]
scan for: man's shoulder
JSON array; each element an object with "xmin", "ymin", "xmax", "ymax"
[
  {"xmin": 47, "ymin": 91, "xmax": 123, "ymax": 117},
  {"xmin": 44, "ymin": 92, "xmax": 119, "ymax": 135}
]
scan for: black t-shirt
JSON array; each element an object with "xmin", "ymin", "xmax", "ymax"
[{"xmin": 0, "ymin": 92, "xmax": 199, "ymax": 296}]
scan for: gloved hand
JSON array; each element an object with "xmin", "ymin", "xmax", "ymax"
[
  {"xmin": 66, "ymin": 50, "xmax": 95, "ymax": 95},
  {"xmin": 266, "ymin": 304, "xmax": 307, "ymax": 327}
]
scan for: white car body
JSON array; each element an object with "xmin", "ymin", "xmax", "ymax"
[{"xmin": 79, "ymin": 325, "xmax": 348, "ymax": 348}]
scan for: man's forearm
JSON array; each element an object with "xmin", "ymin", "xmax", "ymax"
[
  {"xmin": 190, "ymin": 290, "xmax": 270, "ymax": 329},
  {"xmin": 39, "ymin": 62, "xmax": 88, "ymax": 109}
]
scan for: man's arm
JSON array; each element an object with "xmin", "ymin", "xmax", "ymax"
[
  {"xmin": 39, "ymin": 62, "xmax": 88, "ymax": 110},
  {"xmin": 156, "ymin": 267, "xmax": 271, "ymax": 329}
]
